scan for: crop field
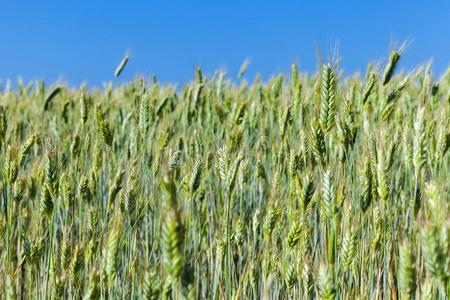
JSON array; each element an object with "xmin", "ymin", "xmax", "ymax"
[{"xmin": 0, "ymin": 52, "xmax": 449, "ymax": 299}]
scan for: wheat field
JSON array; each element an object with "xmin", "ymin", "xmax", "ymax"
[{"xmin": 0, "ymin": 51, "xmax": 449, "ymax": 299}]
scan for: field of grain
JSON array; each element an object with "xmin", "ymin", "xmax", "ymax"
[{"xmin": 0, "ymin": 52, "xmax": 449, "ymax": 299}]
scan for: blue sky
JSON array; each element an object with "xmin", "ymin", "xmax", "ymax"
[{"xmin": 0, "ymin": 1, "xmax": 449, "ymax": 87}]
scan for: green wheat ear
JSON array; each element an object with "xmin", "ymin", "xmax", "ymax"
[
  {"xmin": 285, "ymin": 264, "xmax": 297, "ymax": 290},
  {"xmin": 398, "ymin": 240, "xmax": 417, "ymax": 299},
  {"xmin": 361, "ymin": 71, "xmax": 377, "ymax": 105},
  {"xmin": 189, "ymin": 158, "xmax": 202, "ymax": 196},
  {"xmin": 114, "ymin": 53, "xmax": 130, "ymax": 77},
  {"xmin": 382, "ymin": 50, "xmax": 401, "ymax": 85},
  {"xmin": 360, "ymin": 159, "xmax": 373, "ymax": 213},
  {"xmin": 79, "ymin": 175, "xmax": 91, "ymax": 203},
  {"xmin": 18, "ymin": 132, "xmax": 38, "ymax": 166},
  {"xmin": 43, "ymin": 86, "xmax": 61, "ymax": 111},
  {"xmin": 105, "ymin": 211, "xmax": 123, "ymax": 287},
  {"xmin": 321, "ymin": 170, "xmax": 336, "ymax": 220},
  {"xmin": 421, "ymin": 225, "xmax": 447, "ymax": 284},
  {"xmin": 100, "ymin": 119, "xmax": 113, "ymax": 146},
  {"xmin": 142, "ymin": 270, "xmax": 161, "ymax": 300},
  {"xmin": 161, "ymin": 174, "xmax": 184, "ymax": 286},
  {"xmin": 84, "ymin": 268, "xmax": 101, "ymax": 300},
  {"xmin": 51, "ymin": 276, "xmax": 65, "ymax": 300},
  {"xmin": 340, "ymin": 229, "xmax": 356, "ymax": 271},
  {"xmin": 311, "ymin": 121, "xmax": 327, "ymax": 166},
  {"xmin": 300, "ymin": 174, "xmax": 315, "ymax": 210},
  {"xmin": 139, "ymin": 93, "xmax": 150, "ymax": 133},
  {"xmin": 44, "ymin": 148, "xmax": 58, "ymax": 198},
  {"xmin": 286, "ymin": 218, "xmax": 302, "ymax": 248},
  {"xmin": 80, "ymin": 92, "xmax": 89, "ymax": 126},
  {"xmin": 319, "ymin": 63, "xmax": 336, "ymax": 133},
  {"xmin": 318, "ymin": 263, "xmax": 336, "ymax": 300},
  {"xmin": 0, "ymin": 105, "xmax": 7, "ymax": 148}
]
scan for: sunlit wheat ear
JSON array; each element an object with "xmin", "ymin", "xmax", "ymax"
[
  {"xmin": 238, "ymin": 59, "xmax": 250, "ymax": 79},
  {"xmin": 255, "ymin": 159, "xmax": 267, "ymax": 181},
  {"xmin": 70, "ymin": 243, "xmax": 85, "ymax": 286},
  {"xmin": 79, "ymin": 175, "xmax": 91, "ymax": 203},
  {"xmin": 80, "ymin": 92, "xmax": 89, "ymax": 126},
  {"xmin": 382, "ymin": 50, "xmax": 401, "ymax": 85},
  {"xmin": 95, "ymin": 103, "xmax": 113, "ymax": 146},
  {"xmin": 285, "ymin": 264, "xmax": 297, "ymax": 290},
  {"xmin": 70, "ymin": 133, "xmax": 81, "ymax": 159},
  {"xmin": 60, "ymin": 237, "xmax": 72, "ymax": 274},
  {"xmin": 83, "ymin": 268, "xmax": 100, "ymax": 300},
  {"xmin": 288, "ymin": 151, "xmax": 299, "ymax": 179},
  {"xmin": 361, "ymin": 71, "xmax": 377, "ymax": 105},
  {"xmin": 398, "ymin": 240, "xmax": 417, "ymax": 299},
  {"xmin": 340, "ymin": 229, "xmax": 356, "ymax": 271},
  {"xmin": 100, "ymin": 119, "xmax": 113, "ymax": 147},
  {"xmin": 226, "ymin": 154, "xmax": 243, "ymax": 195},
  {"xmin": 228, "ymin": 127, "xmax": 244, "ymax": 153},
  {"xmin": 238, "ymin": 158, "xmax": 249, "ymax": 189},
  {"xmin": 232, "ymin": 219, "xmax": 245, "ymax": 247},
  {"xmin": 215, "ymin": 236, "xmax": 226, "ymax": 265},
  {"xmin": 139, "ymin": 93, "xmax": 150, "ymax": 133},
  {"xmin": 40, "ymin": 181, "xmax": 53, "ymax": 217},
  {"xmin": 5, "ymin": 152, "xmax": 18, "ymax": 191},
  {"xmin": 217, "ymin": 145, "xmax": 229, "ymax": 183},
  {"xmin": 299, "ymin": 173, "xmax": 314, "ymax": 210},
  {"xmin": 263, "ymin": 200, "xmax": 281, "ymax": 240},
  {"xmin": 105, "ymin": 211, "xmax": 123, "ymax": 287},
  {"xmin": 44, "ymin": 147, "xmax": 58, "ymax": 199},
  {"xmin": 114, "ymin": 53, "xmax": 129, "ymax": 77},
  {"xmin": 279, "ymin": 105, "xmax": 291, "ymax": 138},
  {"xmin": 311, "ymin": 121, "xmax": 326, "ymax": 166},
  {"xmin": 87, "ymin": 206, "xmax": 98, "ymax": 233},
  {"xmin": 286, "ymin": 218, "xmax": 302, "ymax": 248},
  {"xmin": 321, "ymin": 170, "xmax": 336, "ymax": 220},
  {"xmin": 13, "ymin": 178, "xmax": 26, "ymax": 203},
  {"xmin": 301, "ymin": 262, "xmax": 313, "ymax": 297},
  {"xmin": 319, "ymin": 63, "xmax": 336, "ymax": 133},
  {"xmin": 18, "ymin": 132, "xmax": 38, "ymax": 166},
  {"xmin": 51, "ymin": 275, "xmax": 65, "ymax": 300},
  {"xmin": 189, "ymin": 159, "xmax": 202, "ymax": 196},
  {"xmin": 377, "ymin": 162, "xmax": 390, "ymax": 205},
  {"xmin": 142, "ymin": 270, "xmax": 161, "ymax": 300},
  {"xmin": 43, "ymin": 86, "xmax": 61, "ymax": 111},
  {"xmin": 271, "ymin": 74, "xmax": 284, "ymax": 99},
  {"xmin": 108, "ymin": 169, "xmax": 126, "ymax": 207},
  {"xmin": 168, "ymin": 150, "xmax": 182, "ymax": 172},
  {"xmin": 194, "ymin": 66, "xmax": 203, "ymax": 83},
  {"xmin": 435, "ymin": 124, "xmax": 449, "ymax": 163},
  {"xmin": 291, "ymin": 63, "xmax": 300, "ymax": 99},
  {"xmin": 317, "ymin": 263, "xmax": 336, "ymax": 300},
  {"xmin": 60, "ymin": 174, "xmax": 71, "ymax": 210}
]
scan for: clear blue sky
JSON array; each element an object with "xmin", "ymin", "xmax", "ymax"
[{"xmin": 0, "ymin": 1, "xmax": 449, "ymax": 86}]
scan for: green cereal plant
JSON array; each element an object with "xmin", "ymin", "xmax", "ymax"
[{"xmin": 0, "ymin": 50, "xmax": 448, "ymax": 299}]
